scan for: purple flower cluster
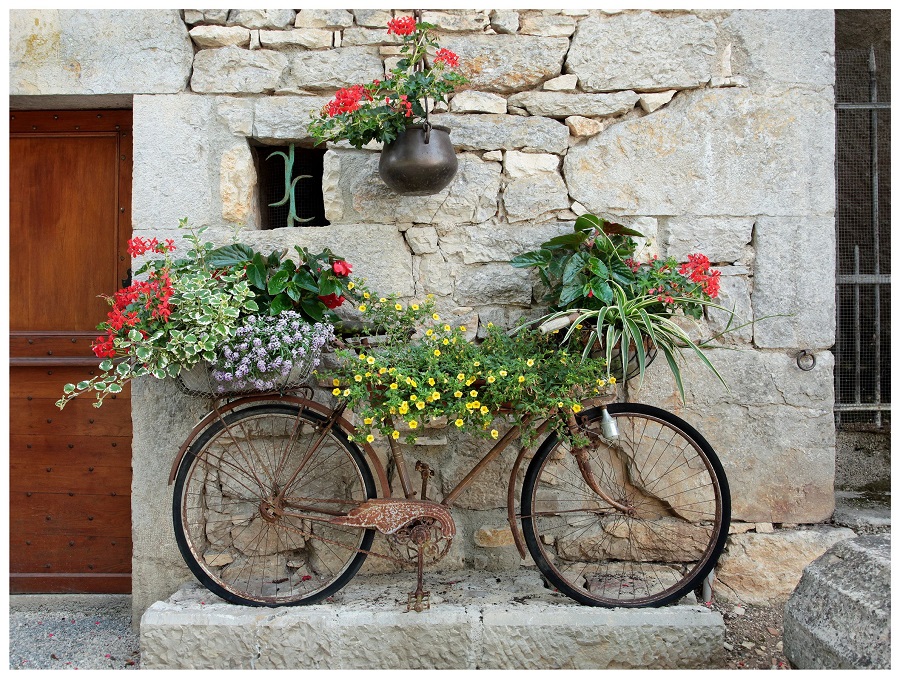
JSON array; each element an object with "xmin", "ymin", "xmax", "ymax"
[{"xmin": 212, "ymin": 311, "xmax": 335, "ymax": 393}]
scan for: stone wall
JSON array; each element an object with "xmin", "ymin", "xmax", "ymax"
[{"xmin": 9, "ymin": 9, "xmax": 839, "ymax": 623}]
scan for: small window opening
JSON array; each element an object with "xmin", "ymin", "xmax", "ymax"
[{"xmin": 252, "ymin": 143, "xmax": 329, "ymax": 229}]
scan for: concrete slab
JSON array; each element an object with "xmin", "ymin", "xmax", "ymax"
[{"xmin": 141, "ymin": 570, "xmax": 725, "ymax": 669}]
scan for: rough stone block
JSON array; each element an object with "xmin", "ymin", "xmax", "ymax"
[
  {"xmin": 341, "ymin": 27, "xmax": 402, "ymax": 46},
  {"xmin": 453, "ymin": 265, "xmax": 533, "ymax": 316},
  {"xmin": 421, "ymin": 11, "xmax": 489, "ymax": 32},
  {"xmin": 564, "ymin": 87, "xmax": 835, "ymax": 218},
  {"xmin": 662, "ymin": 216, "xmax": 754, "ymax": 264},
  {"xmin": 252, "ymin": 95, "xmax": 331, "ymax": 144},
  {"xmin": 507, "ymin": 91, "xmax": 639, "ymax": 118},
  {"xmin": 432, "ymin": 113, "xmax": 569, "ymax": 154},
  {"xmin": 294, "ymin": 9, "xmax": 354, "ymax": 30},
  {"xmin": 722, "ymin": 10, "xmax": 835, "ymax": 87},
  {"xmin": 189, "ymin": 25, "xmax": 251, "ymax": 48},
  {"xmin": 450, "ymin": 91, "xmax": 508, "ymax": 114},
  {"xmin": 629, "ymin": 348, "xmax": 836, "ymax": 524},
  {"xmin": 518, "ymin": 13, "xmax": 578, "ymax": 37},
  {"xmin": 215, "ymin": 97, "xmax": 254, "ymax": 136},
  {"xmin": 543, "ymin": 74, "xmax": 578, "ymax": 91},
  {"xmin": 258, "ymin": 28, "xmax": 333, "ymax": 50},
  {"xmin": 405, "ymin": 226, "xmax": 439, "ymax": 255},
  {"xmin": 639, "ymin": 90, "xmax": 677, "ymax": 113},
  {"xmin": 783, "ymin": 534, "xmax": 890, "ymax": 669},
  {"xmin": 219, "ymin": 142, "xmax": 258, "ymax": 226},
  {"xmin": 566, "ymin": 12, "xmax": 717, "ymax": 92},
  {"xmin": 288, "ymin": 46, "xmax": 384, "ymax": 91},
  {"xmin": 323, "ymin": 150, "xmax": 500, "ymax": 226},
  {"xmin": 439, "ymin": 222, "xmax": 570, "ymax": 265},
  {"xmin": 438, "ymin": 35, "xmax": 569, "ymax": 93},
  {"xmin": 489, "ymin": 10, "xmax": 519, "ymax": 34},
  {"xmin": 504, "ymin": 170, "xmax": 570, "ymax": 222},
  {"xmin": 565, "ymin": 116, "xmax": 603, "ymax": 137},
  {"xmin": 351, "ymin": 9, "xmax": 393, "ymax": 28},
  {"xmin": 9, "ymin": 9, "xmax": 193, "ymax": 96},
  {"xmin": 191, "ymin": 47, "xmax": 288, "ymax": 94},
  {"xmin": 227, "ymin": 9, "xmax": 295, "ymax": 30},
  {"xmin": 752, "ymin": 216, "xmax": 835, "ymax": 349},
  {"xmin": 716, "ymin": 527, "xmax": 857, "ymax": 605}
]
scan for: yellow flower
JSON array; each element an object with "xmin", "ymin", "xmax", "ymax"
[
  {"xmin": 380, "ymin": 297, "xmax": 387, "ymax": 303},
  {"xmin": 363, "ymin": 417, "xmax": 373, "ymax": 425},
  {"xmin": 428, "ymin": 378, "xmax": 436, "ymax": 386},
  {"xmin": 487, "ymin": 322, "xmax": 494, "ymax": 328},
  {"xmin": 354, "ymin": 375, "xmax": 362, "ymax": 382},
  {"xmin": 416, "ymin": 401, "xmax": 425, "ymax": 410},
  {"xmin": 459, "ymin": 325, "xmax": 467, "ymax": 331},
  {"xmin": 572, "ymin": 404, "xmax": 582, "ymax": 413},
  {"xmin": 379, "ymin": 367, "xmax": 388, "ymax": 375},
  {"xmin": 347, "ymin": 434, "xmax": 354, "ymax": 441},
  {"xmin": 451, "ymin": 337, "xmax": 457, "ymax": 344},
  {"xmin": 526, "ymin": 359, "xmax": 535, "ymax": 367},
  {"xmin": 398, "ymin": 403, "xmax": 409, "ymax": 415},
  {"xmin": 518, "ymin": 375, "xmax": 525, "ymax": 383},
  {"xmin": 557, "ymin": 402, "xmax": 564, "ymax": 408},
  {"xmin": 455, "ymin": 418, "xmax": 464, "ymax": 427},
  {"xmin": 432, "ymin": 313, "xmax": 440, "ymax": 321},
  {"xmin": 408, "ymin": 420, "xmax": 418, "ymax": 429},
  {"xmin": 363, "ymin": 292, "xmax": 371, "ymax": 299},
  {"xmin": 409, "ymin": 394, "xmax": 418, "ymax": 401},
  {"xmin": 426, "ymin": 293, "xmax": 434, "ymax": 299},
  {"xmin": 490, "ymin": 429, "xmax": 499, "ymax": 439},
  {"xmin": 443, "ymin": 324, "xmax": 451, "ymax": 332},
  {"xmin": 343, "ymin": 389, "xmax": 350, "ymax": 396},
  {"xmin": 392, "ymin": 430, "xmax": 400, "ymax": 440},
  {"xmin": 390, "ymin": 383, "xmax": 398, "ymax": 390},
  {"xmin": 470, "ymin": 390, "xmax": 478, "ymax": 397},
  {"xmin": 596, "ymin": 378, "xmax": 606, "ymax": 386},
  {"xmin": 395, "ymin": 303, "xmax": 403, "ymax": 311},
  {"xmin": 332, "ymin": 378, "xmax": 340, "ymax": 386},
  {"xmin": 434, "ymin": 349, "xmax": 441, "ymax": 356},
  {"xmin": 457, "ymin": 373, "xmax": 465, "ymax": 381},
  {"xmin": 442, "ymin": 338, "xmax": 449, "ymax": 345},
  {"xmin": 473, "ymin": 360, "xmax": 480, "ymax": 367},
  {"xmin": 575, "ymin": 324, "xmax": 582, "ymax": 330},
  {"xmin": 365, "ymin": 371, "xmax": 371, "ymax": 377},
  {"xmin": 431, "ymin": 391, "xmax": 440, "ymax": 401},
  {"xmin": 480, "ymin": 406, "xmax": 489, "ymax": 415},
  {"xmin": 332, "ymin": 388, "xmax": 341, "ymax": 396},
  {"xmin": 426, "ymin": 328, "xmax": 434, "ymax": 336},
  {"xmin": 365, "ymin": 434, "xmax": 374, "ymax": 443},
  {"xmin": 412, "ymin": 304, "xmax": 419, "ymax": 310},
  {"xmin": 487, "ymin": 375, "xmax": 495, "ymax": 384},
  {"xmin": 609, "ymin": 376, "xmax": 617, "ymax": 385},
  {"xmin": 367, "ymin": 356, "xmax": 375, "ymax": 365},
  {"xmin": 454, "ymin": 390, "xmax": 463, "ymax": 398},
  {"xmin": 499, "ymin": 370, "xmax": 508, "ymax": 377},
  {"xmin": 348, "ymin": 282, "xmax": 355, "ymax": 290}
]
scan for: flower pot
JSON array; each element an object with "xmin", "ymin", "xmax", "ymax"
[
  {"xmin": 176, "ymin": 348, "xmax": 321, "ymax": 398},
  {"xmin": 378, "ymin": 124, "xmax": 458, "ymax": 195}
]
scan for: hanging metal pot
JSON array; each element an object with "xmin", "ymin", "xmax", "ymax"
[{"xmin": 378, "ymin": 123, "xmax": 458, "ymax": 196}]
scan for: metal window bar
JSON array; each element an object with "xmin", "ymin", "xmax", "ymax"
[{"xmin": 834, "ymin": 45, "xmax": 891, "ymax": 429}]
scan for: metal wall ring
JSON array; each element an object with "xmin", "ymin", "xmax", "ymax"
[{"xmin": 796, "ymin": 350, "xmax": 816, "ymax": 371}]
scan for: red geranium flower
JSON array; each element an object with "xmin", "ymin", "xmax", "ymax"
[
  {"xmin": 386, "ymin": 16, "xmax": 416, "ymax": 36},
  {"xmin": 332, "ymin": 260, "xmax": 353, "ymax": 276},
  {"xmin": 434, "ymin": 48, "xmax": 460, "ymax": 69},
  {"xmin": 319, "ymin": 293, "xmax": 346, "ymax": 309}
]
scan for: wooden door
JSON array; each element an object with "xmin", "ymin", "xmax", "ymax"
[{"xmin": 9, "ymin": 110, "xmax": 133, "ymax": 593}]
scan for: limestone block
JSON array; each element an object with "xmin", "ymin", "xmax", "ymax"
[
  {"xmin": 543, "ymin": 74, "xmax": 578, "ymax": 91},
  {"xmin": 518, "ymin": 14, "xmax": 578, "ymax": 37},
  {"xmin": 132, "ymin": 94, "xmax": 216, "ymax": 231},
  {"xmin": 227, "ymin": 9, "xmax": 295, "ymax": 30},
  {"xmin": 288, "ymin": 47, "xmax": 384, "ymax": 91},
  {"xmin": 474, "ymin": 526, "xmax": 515, "ymax": 548},
  {"xmin": 189, "ymin": 25, "xmax": 251, "ymax": 48},
  {"xmin": 405, "ymin": 226, "xmax": 439, "ymax": 255},
  {"xmin": 438, "ymin": 35, "xmax": 569, "ymax": 93},
  {"xmin": 439, "ymin": 222, "xmax": 570, "ymax": 265},
  {"xmin": 252, "ymin": 95, "xmax": 331, "ymax": 144},
  {"xmin": 662, "ymin": 216, "xmax": 753, "ymax": 264},
  {"xmin": 639, "ymin": 90, "xmax": 677, "ymax": 113},
  {"xmin": 722, "ymin": 10, "xmax": 835, "ymax": 87},
  {"xmin": 431, "ymin": 113, "xmax": 569, "ymax": 154},
  {"xmin": 450, "ymin": 91, "xmax": 507, "ymax": 114},
  {"xmin": 565, "ymin": 116, "xmax": 602, "ymax": 137},
  {"xmin": 453, "ymin": 264, "xmax": 533, "ymax": 308},
  {"xmin": 182, "ymin": 10, "xmax": 206, "ymax": 25},
  {"xmin": 566, "ymin": 12, "xmax": 717, "ymax": 92},
  {"xmin": 294, "ymin": 9, "xmax": 354, "ymax": 30},
  {"xmin": 504, "ymin": 167, "xmax": 570, "ymax": 223},
  {"xmin": 352, "ymin": 9, "xmax": 393, "ymax": 28},
  {"xmin": 564, "ymin": 87, "xmax": 835, "ymax": 217},
  {"xmin": 784, "ymin": 534, "xmax": 890, "ymax": 669},
  {"xmin": 503, "ymin": 151, "xmax": 558, "ymax": 178},
  {"xmin": 489, "ymin": 10, "xmax": 519, "ymax": 35},
  {"xmin": 715, "ymin": 528, "xmax": 856, "ymax": 604},
  {"xmin": 752, "ymin": 216, "xmax": 835, "ymax": 349},
  {"xmin": 629, "ymin": 348, "xmax": 836, "ymax": 524},
  {"xmin": 219, "ymin": 143, "xmax": 257, "ymax": 225},
  {"xmin": 234, "ymin": 224, "xmax": 415, "ymax": 299},
  {"xmin": 421, "ymin": 11, "xmax": 489, "ymax": 32},
  {"xmin": 10, "ymin": 9, "xmax": 193, "ymax": 96},
  {"xmin": 215, "ymin": 97, "xmax": 254, "ymax": 136},
  {"xmin": 706, "ymin": 270, "xmax": 753, "ymax": 344},
  {"xmin": 341, "ymin": 27, "xmax": 402, "ymax": 47},
  {"xmin": 259, "ymin": 29, "xmax": 333, "ymax": 50},
  {"xmin": 508, "ymin": 91, "xmax": 639, "ymax": 118},
  {"xmin": 323, "ymin": 150, "xmax": 500, "ymax": 226},
  {"xmin": 191, "ymin": 47, "xmax": 288, "ymax": 94}
]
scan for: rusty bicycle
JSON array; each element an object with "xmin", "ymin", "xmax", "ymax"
[{"xmin": 168, "ymin": 323, "xmax": 731, "ymax": 612}]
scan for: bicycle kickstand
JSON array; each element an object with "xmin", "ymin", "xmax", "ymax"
[{"xmin": 408, "ymin": 547, "xmax": 430, "ymax": 612}]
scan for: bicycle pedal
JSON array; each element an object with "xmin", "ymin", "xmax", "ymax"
[{"xmin": 407, "ymin": 590, "xmax": 430, "ymax": 612}]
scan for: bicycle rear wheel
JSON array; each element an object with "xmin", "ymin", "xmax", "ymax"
[
  {"xmin": 521, "ymin": 403, "xmax": 730, "ymax": 607},
  {"xmin": 173, "ymin": 402, "xmax": 376, "ymax": 606}
]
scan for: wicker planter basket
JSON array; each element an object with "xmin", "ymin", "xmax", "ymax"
[{"xmin": 175, "ymin": 349, "xmax": 320, "ymax": 398}]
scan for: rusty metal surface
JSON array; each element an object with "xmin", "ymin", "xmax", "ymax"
[{"xmin": 329, "ymin": 498, "xmax": 456, "ymax": 537}]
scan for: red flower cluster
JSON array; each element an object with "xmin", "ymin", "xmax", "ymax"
[
  {"xmin": 434, "ymin": 48, "xmax": 460, "ymax": 69},
  {"xmin": 318, "ymin": 293, "xmax": 346, "ymax": 309},
  {"xmin": 325, "ymin": 85, "xmax": 371, "ymax": 118},
  {"xmin": 679, "ymin": 253, "xmax": 720, "ymax": 298},
  {"xmin": 398, "ymin": 94, "xmax": 413, "ymax": 117},
  {"xmin": 386, "ymin": 16, "xmax": 416, "ymax": 35},
  {"xmin": 332, "ymin": 260, "xmax": 352, "ymax": 276},
  {"xmin": 128, "ymin": 237, "xmax": 175, "ymax": 257},
  {"xmin": 92, "ymin": 270, "xmax": 175, "ymax": 358}
]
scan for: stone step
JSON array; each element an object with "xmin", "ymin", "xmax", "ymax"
[
  {"xmin": 140, "ymin": 570, "xmax": 725, "ymax": 669},
  {"xmin": 832, "ymin": 490, "xmax": 891, "ymax": 534}
]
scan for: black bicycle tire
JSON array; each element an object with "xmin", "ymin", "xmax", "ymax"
[
  {"xmin": 172, "ymin": 402, "xmax": 376, "ymax": 607},
  {"xmin": 521, "ymin": 402, "xmax": 731, "ymax": 607}
]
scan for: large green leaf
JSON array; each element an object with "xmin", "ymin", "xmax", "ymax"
[
  {"xmin": 269, "ymin": 293, "xmax": 293, "ymax": 315},
  {"xmin": 207, "ymin": 243, "xmax": 256, "ymax": 267},
  {"xmin": 543, "ymin": 232, "xmax": 588, "ymax": 249},
  {"xmin": 268, "ymin": 269, "xmax": 290, "ymax": 295},
  {"xmin": 301, "ymin": 298, "xmax": 326, "ymax": 322},
  {"xmin": 559, "ymin": 274, "xmax": 586, "ymax": 306},
  {"xmin": 510, "ymin": 249, "xmax": 552, "ymax": 268},
  {"xmin": 292, "ymin": 268, "xmax": 319, "ymax": 293},
  {"xmin": 562, "ymin": 251, "xmax": 589, "ymax": 285}
]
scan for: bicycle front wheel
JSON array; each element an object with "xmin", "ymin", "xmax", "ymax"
[
  {"xmin": 173, "ymin": 402, "xmax": 376, "ymax": 606},
  {"xmin": 521, "ymin": 403, "xmax": 730, "ymax": 607}
]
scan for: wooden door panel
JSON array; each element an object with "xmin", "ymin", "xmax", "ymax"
[{"xmin": 9, "ymin": 110, "xmax": 133, "ymax": 594}]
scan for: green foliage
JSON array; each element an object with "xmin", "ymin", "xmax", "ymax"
[{"xmin": 325, "ymin": 296, "xmax": 611, "ymax": 446}]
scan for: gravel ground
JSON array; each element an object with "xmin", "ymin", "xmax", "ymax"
[
  {"xmin": 8, "ymin": 596, "xmax": 140, "ymax": 670},
  {"xmin": 9, "ymin": 592, "xmax": 789, "ymax": 670}
]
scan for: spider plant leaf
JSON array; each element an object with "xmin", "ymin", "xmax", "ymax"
[
  {"xmin": 661, "ymin": 345, "xmax": 686, "ymax": 401},
  {"xmin": 623, "ymin": 316, "xmax": 647, "ymax": 385}
]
